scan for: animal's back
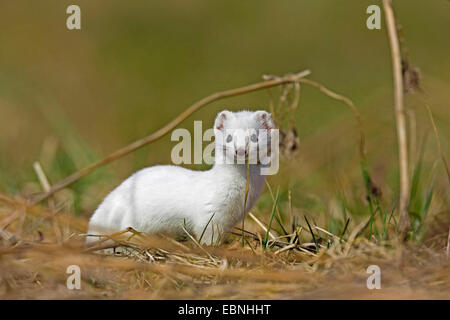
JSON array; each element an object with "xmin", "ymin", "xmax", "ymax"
[{"xmin": 86, "ymin": 165, "xmax": 211, "ymax": 242}]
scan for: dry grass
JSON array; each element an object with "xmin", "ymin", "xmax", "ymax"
[{"xmin": 1, "ymin": 193, "xmax": 449, "ymax": 300}]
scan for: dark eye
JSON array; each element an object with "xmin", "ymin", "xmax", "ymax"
[
  {"xmin": 250, "ymin": 133, "xmax": 258, "ymax": 143},
  {"xmin": 226, "ymin": 134, "xmax": 233, "ymax": 143}
]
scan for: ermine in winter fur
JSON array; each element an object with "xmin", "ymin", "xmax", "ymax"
[{"xmin": 86, "ymin": 110, "xmax": 276, "ymax": 245}]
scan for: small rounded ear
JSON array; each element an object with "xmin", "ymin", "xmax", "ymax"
[
  {"xmin": 214, "ymin": 110, "xmax": 232, "ymax": 131},
  {"xmin": 254, "ymin": 110, "xmax": 274, "ymax": 130}
]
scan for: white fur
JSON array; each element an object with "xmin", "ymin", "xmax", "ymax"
[{"xmin": 86, "ymin": 110, "xmax": 274, "ymax": 245}]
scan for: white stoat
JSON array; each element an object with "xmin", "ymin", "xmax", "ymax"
[{"xmin": 86, "ymin": 110, "xmax": 276, "ymax": 245}]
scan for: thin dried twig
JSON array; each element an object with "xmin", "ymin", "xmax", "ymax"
[
  {"xmin": 84, "ymin": 228, "xmax": 134, "ymax": 251},
  {"xmin": 344, "ymin": 219, "xmax": 370, "ymax": 256},
  {"xmin": 31, "ymin": 70, "xmax": 311, "ymax": 205},
  {"xmin": 274, "ymin": 243, "xmax": 296, "ymax": 255},
  {"xmin": 248, "ymin": 212, "xmax": 276, "ymax": 241},
  {"xmin": 383, "ymin": 0, "xmax": 410, "ymax": 240},
  {"xmin": 33, "ymin": 162, "xmax": 62, "ymax": 243},
  {"xmin": 182, "ymin": 225, "xmax": 214, "ymax": 260},
  {"xmin": 313, "ymin": 225, "xmax": 342, "ymax": 242},
  {"xmin": 264, "ymin": 180, "xmax": 283, "ymax": 224}
]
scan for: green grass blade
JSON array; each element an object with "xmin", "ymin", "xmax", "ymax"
[
  {"xmin": 304, "ymin": 215, "xmax": 318, "ymax": 251},
  {"xmin": 198, "ymin": 212, "xmax": 215, "ymax": 244},
  {"xmin": 340, "ymin": 218, "xmax": 350, "ymax": 239},
  {"xmin": 409, "ymin": 135, "xmax": 428, "ymax": 213},
  {"xmin": 422, "ymin": 172, "xmax": 437, "ymax": 220},
  {"xmin": 242, "ymin": 162, "xmax": 250, "ymax": 247},
  {"xmin": 263, "ymin": 187, "xmax": 280, "ymax": 250},
  {"xmin": 274, "ymin": 211, "xmax": 289, "ymax": 236}
]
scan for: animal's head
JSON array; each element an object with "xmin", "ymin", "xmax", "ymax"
[{"xmin": 214, "ymin": 110, "xmax": 275, "ymax": 165}]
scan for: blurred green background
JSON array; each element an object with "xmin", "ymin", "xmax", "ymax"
[{"xmin": 0, "ymin": 1, "xmax": 448, "ymax": 233}]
